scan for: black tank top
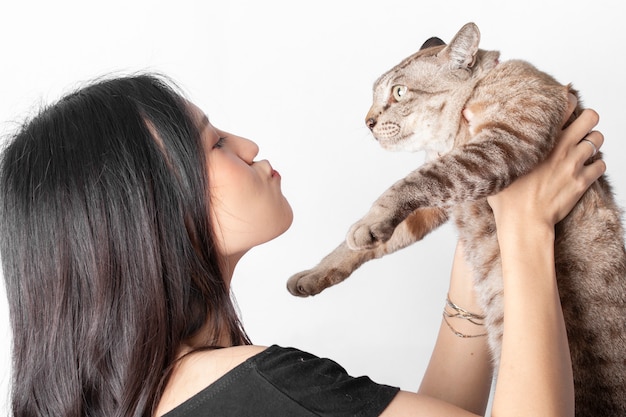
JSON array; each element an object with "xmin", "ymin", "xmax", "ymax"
[{"xmin": 163, "ymin": 345, "xmax": 399, "ymax": 417}]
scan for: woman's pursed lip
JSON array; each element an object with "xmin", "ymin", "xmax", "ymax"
[{"xmin": 259, "ymin": 160, "xmax": 280, "ymax": 179}]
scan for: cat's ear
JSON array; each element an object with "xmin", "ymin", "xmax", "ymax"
[
  {"xmin": 440, "ymin": 22, "xmax": 481, "ymax": 70},
  {"xmin": 420, "ymin": 37, "xmax": 446, "ymax": 50}
]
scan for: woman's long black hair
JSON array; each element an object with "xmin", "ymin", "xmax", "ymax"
[{"xmin": 0, "ymin": 74, "xmax": 250, "ymax": 417}]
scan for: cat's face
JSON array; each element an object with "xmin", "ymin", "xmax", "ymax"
[
  {"xmin": 365, "ymin": 46, "xmax": 455, "ymax": 155},
  {"xmin": 365, "ymin": 23, "xmax": 486, "ymax": 159}
]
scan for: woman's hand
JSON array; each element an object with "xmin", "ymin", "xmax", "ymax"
[{"xmin": 488, "ymin": 95, "xmax": 606, "ymax": 229}]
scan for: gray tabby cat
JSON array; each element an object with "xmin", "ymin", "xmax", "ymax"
[{"xmin": 287, "ymin": 22, "xmax": 626, "ymax": 416}]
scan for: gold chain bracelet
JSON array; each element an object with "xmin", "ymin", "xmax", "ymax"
[{"xmin": 442, "ymin": 294, "xmax": 487, "ymax": 338}]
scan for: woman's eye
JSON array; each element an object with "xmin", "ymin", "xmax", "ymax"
[
  {"xmin": 392, "ymin": 85, "xmax": 408, "ymax": 101},
  {"xmin": 213, "ymin": 137, "xmax": 227, "ymax": 149}
]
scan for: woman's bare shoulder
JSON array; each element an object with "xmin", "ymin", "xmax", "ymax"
[
  {"xmin": 155, "ymin": 345, "xmax": 268, "ymax": 416},
  {"xmin": 380, "ymin": 391, "xmax": 481, "ymax": 417}
]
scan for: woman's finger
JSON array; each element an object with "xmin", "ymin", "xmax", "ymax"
[
  {"xmin": 581, "ymin": 158, "xmax": 607, "ymax": 185},
  {"xmin": 576, "ymin": 130, "xmax": 604, "ymax": 161},
  {"xmin": 558, "ymin": 108, "xmax": 600, "ymax": 151},
  {"xmin": 561, "ymin": 93, "xmax": 578, "ymax": 126}
]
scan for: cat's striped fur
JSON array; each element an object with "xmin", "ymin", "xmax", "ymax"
[{"xmin": 287, "ymin": 23, "xmax": 626, "ymax": 416}]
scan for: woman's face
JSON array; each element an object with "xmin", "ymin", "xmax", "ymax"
[{"xmin": 189, "ymin": 103, "xmax": 293, "ymax": 263}]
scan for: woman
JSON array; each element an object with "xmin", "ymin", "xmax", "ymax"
[{"xmin": 0, "ymin": 74, "xmax": 605, "ymax": 417}]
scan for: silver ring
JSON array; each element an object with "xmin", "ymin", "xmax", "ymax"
[{"xmin": 581, "ymin": 138, "xmax": 598, "ymax": 157}]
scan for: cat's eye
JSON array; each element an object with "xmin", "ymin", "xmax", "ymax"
[{"xmin": 392, "ymin": 85, "xmax": 408, "ymax": 101}]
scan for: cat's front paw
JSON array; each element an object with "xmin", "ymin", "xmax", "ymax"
[
  {"xmin": 346, "ymin": 216, "xmax": 395, "ymax": 250},
  {"xmin": 287, "ymin": 267, "xmax": 349, "ymax": 297}
]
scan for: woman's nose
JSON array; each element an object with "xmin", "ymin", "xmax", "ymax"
[{"xmin": 237, "ymin": 136, "xmax": 259, "ymax": 164}]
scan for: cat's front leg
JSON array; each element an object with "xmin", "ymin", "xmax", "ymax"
[
  {"xmin": 346, "ymin": 163, "xmax": 449, "ymax": 249},
  {"xmin": 289, "ymin": 207, "xmax": 448, "ymax": 296},
  {"xmin": 346, "ymin": 206, "xmax": 397, "ymax": 250},
  {"xmin": 287, "ymin": 242, "xmax": 376, "ymax": 296},
  {"xmin": 346, "ymin": 191, "xmax": 416, "ymax": 250}
]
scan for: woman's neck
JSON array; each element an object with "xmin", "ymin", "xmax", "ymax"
[
  {"xmin": 174, "ymin": 251, "xmax": 248, "ymax": 359},
  {"xmin": 177, "ymin": 324, "xmax": 236, "ymax": 358},
  {"xmin": 222, "ymin": 251, "xmax": 247, "ymax": 288}
]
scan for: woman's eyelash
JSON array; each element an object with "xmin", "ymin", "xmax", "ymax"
[{"xmin": 213, "ymin": 136, "xmax": 227, "ymax": 149}]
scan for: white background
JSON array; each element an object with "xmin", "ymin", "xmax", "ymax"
[{"xmin": 1, "ymin": 1, "xmax": 625, "ymax": 415}]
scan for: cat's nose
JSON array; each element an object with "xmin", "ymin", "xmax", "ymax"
[{"xmin": 366, "ymin": 117, "xmax": 377, "ymax": 131}]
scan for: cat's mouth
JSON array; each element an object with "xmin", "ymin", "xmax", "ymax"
[
  {"xmin": 375, "ymin": 135, "xmax": 411, "ymax": 152},
  {"xmin": 374, "ymin": 129, "xmax": 412, "ymax": 144}
]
